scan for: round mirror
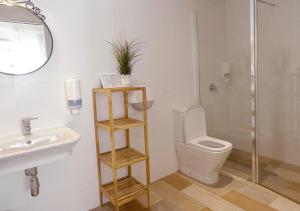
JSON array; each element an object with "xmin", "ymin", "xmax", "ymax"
[{"xmin": 0, "ymin": 3, "xmax": 53, "ymax": 75}]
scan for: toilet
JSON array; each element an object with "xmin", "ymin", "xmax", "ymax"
[{"xmin": 173, "ymin": 105, "xmax": 232, "ymax": 184}]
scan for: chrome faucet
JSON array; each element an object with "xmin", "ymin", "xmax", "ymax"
[{"xmin": 22, "ymin": 117, "xmax": 38, "ymax": 136}]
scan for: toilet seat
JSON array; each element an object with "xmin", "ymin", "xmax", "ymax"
[{"xmin": 187, "ymin": 136, "xmax": 232, "ymax": 152}]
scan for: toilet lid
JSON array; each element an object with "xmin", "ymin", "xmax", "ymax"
[{"xmin": 187, "ymin": 136, "xmax": 232, "ymax": 152}]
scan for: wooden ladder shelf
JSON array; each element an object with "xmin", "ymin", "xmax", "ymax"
[{"xmin": 92, "ymin": 87, "xmax": 151, "ymax": 211}]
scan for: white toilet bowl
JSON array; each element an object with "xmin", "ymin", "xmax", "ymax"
[{"xmin": 173, "ymin": 105, "xmax": 232, "ymax": 184}]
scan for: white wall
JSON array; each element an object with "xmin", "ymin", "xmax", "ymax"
[{"xmin": 0, "ymin": 0, "xmax": 198, "ymax": 210}]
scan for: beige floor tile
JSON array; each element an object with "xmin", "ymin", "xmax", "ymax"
[
  {"xmin": 120, "ymin": 200, "xmax": 148, "ymax": 211},
  {"xmin": 265, "ymin": 164, "xmax": 300, "ymax": 183},
  {"xmin": 269, "ymin": 160, "xmax": 300, "ymax": 174},
  {"xmin": 201, "ymin": 208, "xmax": 213, "ymax": 211},
  {"xmin": 90, "ymin": 201, "xmax": 148, "ymax": 211},
  {"xmin": 90, "ymin": 204, "xmax": 113, "ymax": 211},
  {"xmin": 222, "ymin": 160, "xmax": 252, "ymax": 181},
  {"xmin": 225, "ymin": 148, "xmax": 300, "ymax": 204},
  {"xmin": 137, "ymin": 190, "xmax": 163, "ymax": 207},
  {"xmin": 151, "ymin": 199, "xmax": 181, "ymax": 211},
  {"xmin": 151, "ymin": 180, "xmax": 206, "ymax": 211},
  {"xmin": 223, "ymin": 190, "xmax": 277, "ymax": 211},
  {"xmin": 179, "ymin": 172, "xmax": 247, "ymax": 197},
  {"xmin": 288, "ymin": 180, "xmax": 300, "ymax": 192},
  {"xmin": 182, "ymin": 184, "xmax": 244, "ymax": 211},
  {"xmin": 162, "ymin": 173, "xmax": 192, "ymax": 190},
  {"xmin": 92, "ymin": 200, "xmax": 227, "ymax": 211},
  {"xmin": 237, "ymin": 182, "xmax": 278, "ymax": 205},
  {"xmin": 220, "ymin": 170, "xmax": 250, "ymax": 183},
  {"xmin": 260, "ymin": 174, "xmax": 300, "ymax": 202},
  {"xmin": 228, "ymin": 149, "xmax": 252, "ymax": 168},
  {"xmin": 246, "ymin": 181, "xmax": 281, "ymax": 197},
  {"xmin": 270, "ymin": 197, "xmax": 300, "ymax": 211},
  {"xmin": 91, "ymin": 172, "xmax": 300, "ymax": 211}
]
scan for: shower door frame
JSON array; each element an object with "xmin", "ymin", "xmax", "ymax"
[{"xmin": 250, "ymin": 0, "xmax": 259, "ymax": 183}]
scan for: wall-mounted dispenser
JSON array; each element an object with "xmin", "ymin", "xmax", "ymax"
[
  {"xmin": 128, "ymin": 85, "xmax": 154, "ymax": 111},
  {"xmin": 64, "ymin": 79, "xmax": 82, "ymax": 115},
  {"xmin": 222, "ymin": 62, "xmax": 231, "ymax": 83}
]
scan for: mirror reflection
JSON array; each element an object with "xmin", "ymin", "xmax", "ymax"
[{"xmin": 0, "ymin": 4, "xmax": 53, "ymax": 75}]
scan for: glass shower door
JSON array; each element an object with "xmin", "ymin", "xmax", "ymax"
[
  {"xmin": 257, "ymin": 0, "xmax": 300, "ymax": 203},
  {"xmin": 197, "ymin": 0, "xmax": 253, "ymax": 181}
]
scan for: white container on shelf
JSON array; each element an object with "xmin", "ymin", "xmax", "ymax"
[
  {"xmin": 128, "ymin": 85, "xmax": 154, "ymax": 111},
  {"xmin": 121, "ymin": 74, "xmax": 131, "ymax": 86}
]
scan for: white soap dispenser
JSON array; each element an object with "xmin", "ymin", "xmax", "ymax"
[{"xmin": 64, "ymin": 79, "xmax": 82, "ymax": 115}]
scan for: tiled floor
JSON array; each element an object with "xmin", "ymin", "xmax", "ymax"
[
  {"xmin": 91, "ymin": 171, "xmax": 300, "ymax": 211},
  {"xmin": 223, "ymin": 149, "xmax": 300, "ymax": 203}
]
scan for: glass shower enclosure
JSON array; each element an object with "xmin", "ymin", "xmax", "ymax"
[
  {"xmin": 197, "ymin": 0, "xmax": 300, "ymax": 203},
  {"xmin": 257, "ymin": 0, "xmax": 300, "ymax": 202}
]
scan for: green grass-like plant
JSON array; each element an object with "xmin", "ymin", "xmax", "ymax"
[{"xmin": 109, "ymin": 39, "xmax": 142, "ymax": 75}]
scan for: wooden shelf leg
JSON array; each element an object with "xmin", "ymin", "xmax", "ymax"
[
  {"xmin": 108, "ymin": 91, "xmax": 119, "ymax": 207},
  {"xmin": 112, "ymin": 168, "xmax": 119, "ymax": 208},
  {"xmin": 93, "ymin": 91, "xmax": 104, "ymax": 206},
  {"xmin": 125, "ymin": 129, "xmax": 131, "ymax": 177},
  {"xmin": 142, "ymin": 88, "xmax": 151, "ymax": 209},
  {"xmin": 114, "ymin": 205, "xmax": 120, "ymax": 211},
  {"xmin": 124, "ymin": 91, "xmax": 132, "ymax": 177}
]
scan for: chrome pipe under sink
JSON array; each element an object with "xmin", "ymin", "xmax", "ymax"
[{"xmin": 25, "ymin": 167, "xmax": 40, "ymax": 197}]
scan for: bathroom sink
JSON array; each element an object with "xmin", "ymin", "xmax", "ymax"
[{"xmin": 0, "ymin": 126, "xmax": 80, "ymax": 176}]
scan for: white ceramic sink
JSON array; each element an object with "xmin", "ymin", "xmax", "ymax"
[{"xmin": 0, "ymin": 126, "xmax": 80, "ymax": 176}]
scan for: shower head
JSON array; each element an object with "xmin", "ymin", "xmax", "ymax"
[{"xmin": 258, "ymin": 0, "xmax": 276, "ymax": 7}]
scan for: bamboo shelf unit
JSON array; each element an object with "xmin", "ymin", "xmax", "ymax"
[{"xmin": 92, "ymin": 86, "xmax": 151, "ymax": 211}]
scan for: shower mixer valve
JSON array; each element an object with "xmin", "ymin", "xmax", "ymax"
[{"xmin": 209, "ymin": 83, "xmax": 218, "ymax": 93}]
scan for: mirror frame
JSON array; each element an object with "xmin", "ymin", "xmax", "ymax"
[{"xmin": 0, "ymin": 0, "xmax": 53, "ymax": 75}]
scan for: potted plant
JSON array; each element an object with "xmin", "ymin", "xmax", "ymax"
[{"xmin": 109, "ymin": 39, "xmax": 142, "ymax": 86}]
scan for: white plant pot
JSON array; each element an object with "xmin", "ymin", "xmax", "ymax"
[{"xmin": 121, "ymin": 75, "xmax": 131, "ymax": 86}]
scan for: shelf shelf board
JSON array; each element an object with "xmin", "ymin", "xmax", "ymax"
[
  {"xmin": 101, "ymin": 176, "xmax": 147, "ymax": 207},
  {"xmin": 99, "ymin": 147, "xmax": 146, "ymax": 169},
  {"xmin": 96, "ymin": 117, "xmax": 145, "ymax": 131},
  {"xmin": 93, "ymin": 86, "xmax": 145, "ymax": 93}
]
